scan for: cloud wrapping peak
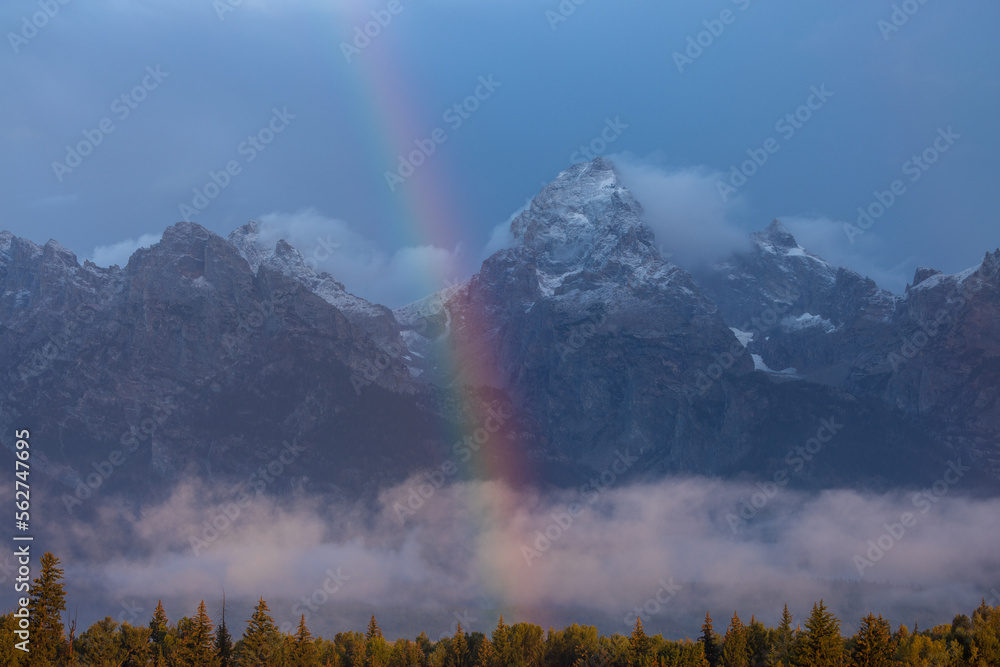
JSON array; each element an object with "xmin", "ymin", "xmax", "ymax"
[
  {"xmin": 254, "ymin": 208, "xmax": 465, "ymax": 308},
  {"xmin": 91, "ymin": 233, "xmax": 163, "ymax": 267},
  {"xmin": 613, "ymin": 155, "xmax": 750, "ymax": 267}
]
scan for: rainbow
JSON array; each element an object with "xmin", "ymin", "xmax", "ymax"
[{"xmin": 324, "ymin": 5, "xmax": 553, "ymax": 626}]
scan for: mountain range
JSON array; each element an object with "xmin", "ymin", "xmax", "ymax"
[{"xmin": 2, "ymin": 157, "xmax": 998, "ymax": 514}]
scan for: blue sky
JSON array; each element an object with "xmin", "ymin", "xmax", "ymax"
[{"xmin": 2, "ymin": 0, "xmax": 998, "ymax": 306}]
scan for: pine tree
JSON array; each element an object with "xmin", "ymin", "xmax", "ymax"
[
  {"xmin": 179, "ymin": 600, "xmax": 219, "ymax": 667},
  {"xmin": 744, "ymin": 615, "xmax": 770, "ymax": 667},
  {"xmin": 391, "ymin": 638, "xmax": 425, "ymax": 667},
  {"xmin": 798, "ymin": 600, "xmax": 843, "ymax": 667},
  {"xmin": 700, "ymin": 612, "xmax": 721, "ymax": 667},
  {"xmin": 27, "ymin": 551, "xmax": 67, "ymax": 667},
  {"xmin": 721, "ymin": 612, "xmax": 748, "ymax": 667},
  {"xmin": 0, "ymin": 613, "xmax": 26, "ymax": 666},
  {"xmin": 289, "ymin": 615, "xmax": 317, "ymax": 667},
  {"xmin": 366, "ymin": 614, "xmax": 389, "ymax": 666},
  {"xmin": 851, "ymin": 614, "xmax": 893, "ymax": 667},
  {"xmin": 769, "ymin": 604, "xmax": 794, "ymax": 667},
  {"xmin": 447, "ymin": 622, "xmax": 470, "ymax": 667},
  {"xmin": 629, "ymin": 617, "xmax": 654, "ymax": 665},
  {"xmin": 238, "ymin": 597, "xmax": 283, "ymax": 667},
  {"xmin": 148, "ymin": 600, "xmax": 176, "ymax": 666},
  {"xmin": 491, "ymin": 614, "xmax": 509, "ymax": 666},
  {"xmin": 366, "ymin": 614, "xmax": 383, "ymax": 642},
  {"xmin": 416, "ymin": 631, "xmax": 434, "ymax": 662},
  {"xmin": 215, "ymin": 594, "xmax": 234, "ymax": 667},
  {"xmin": 473, "ymin": 636, "xmax": 495, "ymax": 667}
]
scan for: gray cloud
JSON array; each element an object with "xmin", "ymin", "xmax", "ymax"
[
  {"xmin": 91, "ymin": 232, "xmax": 162, "ymax": 267},
  {"xmin": 255, "ymin": 208, "xmax": 465, "ymax": 307},
  {"xmin": 613, "ymin": 155, "xmax": 750, "ymax": 268}
]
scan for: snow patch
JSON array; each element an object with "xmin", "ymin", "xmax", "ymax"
[
  {"xmin": 780, "ymin": 313, "xmax": 836, "ymax": 333},
  {"xmin": 752, "ymin": 354, "xmax": 798, "ymax": 376},
  {"xmin": 730, "ymin": 328, "xmax": 754, "ymax": 347}
]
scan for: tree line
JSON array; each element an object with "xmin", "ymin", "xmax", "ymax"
[{"xmin": 2, "ymin": 552, "xmax": 999, "ymax": 666}]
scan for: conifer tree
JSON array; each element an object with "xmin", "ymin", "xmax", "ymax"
[
  {"xmin": 215, "ymin": 593, "xmax": 234, "ymax": 667},
  {"xmin": 629, "ymin": 617, "xmax": 654, "ymax": 665},
  {"xmin": 798, "ymin": 600, "xmax": 843, "ymax": 667},
  {"xmin": 700, "ymin": 612, "xmax": 721, "ymax": 667},
  {"xmin": 148, "ymin": 600, "xmax": 176, "ymax": 666},
  {"xmin": 745, "ymin": 615, "xmax": 770, "ymax": 667},
  {"xmin": 366, "ymin": 614, "xmax": 390, "ymax": 666},
  {"xmin": 366, "ymin": 614, "xmax": 383, "ymax": 642},
  {"xmin": 852, "ymin": 613, "xmax": 893, "ymax": 667},
  {"xmin": 27, "ymin": 552, "xmax": 67, "ymax": 667},
  {"xmin": 0, "ymin": 613, "xmax": 25, "ymax": 666},
  {"xmin": 179, "ymin": 600, "xmax": 219, "ymax": 667},
  {"xmin": 289, "ymin": 614, "xmax": 318, "ymax": 667},
  {"xmin": 238, "ymin": 597, "xmax": 283, "ymax": 667},
  {"xmin": 491, "ymin": 614, "xmax": 509, "ymax": 666},
  {"xmin": 339, "ymin": 630, "xmax": 368, "ymax": 666},
  {"xmin": 473, "ymin": 636, "xmax": 495, "ymax": 667},
  {"xmin": 391, "ymin": 637, "xmax": 425, "ymax": 667},
  {"xmin": 447, "ymin": 622, "xmax": 470, "ymax": 667},
  {"xmin": 721, "ymin": 611, "xmax": 748, "ymax": 667},
  {"xmin": 416, "ymin": 631, "xmax": 434, "ymax": 661},
  {"xmin": 769, "ymin": 604, "xmax": 794, "ymax": 667}
]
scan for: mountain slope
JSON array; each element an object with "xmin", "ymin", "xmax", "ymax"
[{"xmin": 2, "ymin": 160, "xmax": 998, "ymax": 502}]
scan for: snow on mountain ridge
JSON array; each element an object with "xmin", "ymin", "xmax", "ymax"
[{"xmin": 227, "ymin": 221, "xmax": 404, "ymax": 349}]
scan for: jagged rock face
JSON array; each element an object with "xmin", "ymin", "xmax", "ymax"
[
  {"xmin": 698, "ymin": 222, "xmax": 1000, "ymax": 480},
  {"xmin": 398, "ymin": 165, "xmax": 999, "ymax": 486},
  {"xmin": 228, "ymin": 221, "xmax": 407, "ymax": 354},
  {"xmin": 872, "ymin": 254, "xmax": 1000, "ymax": 471},
  {"xmin": 1, "ymin": 223, "xmax": 444, "ymax": 500},
  {"xmin": 2, "ymin": 159, "xmax": 999, "ymax": 501},
  {"xmin": 695, "ymin": 220, "xmax": 899, "ymax": 382},
  {"xmin": 460, "ymin": 160, "xmax": 764, "ymax": 468}
]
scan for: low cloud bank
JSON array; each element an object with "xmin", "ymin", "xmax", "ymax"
[{"xmin": 5, "ymin": 476, "xmax": 998, "ymax": 640}]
